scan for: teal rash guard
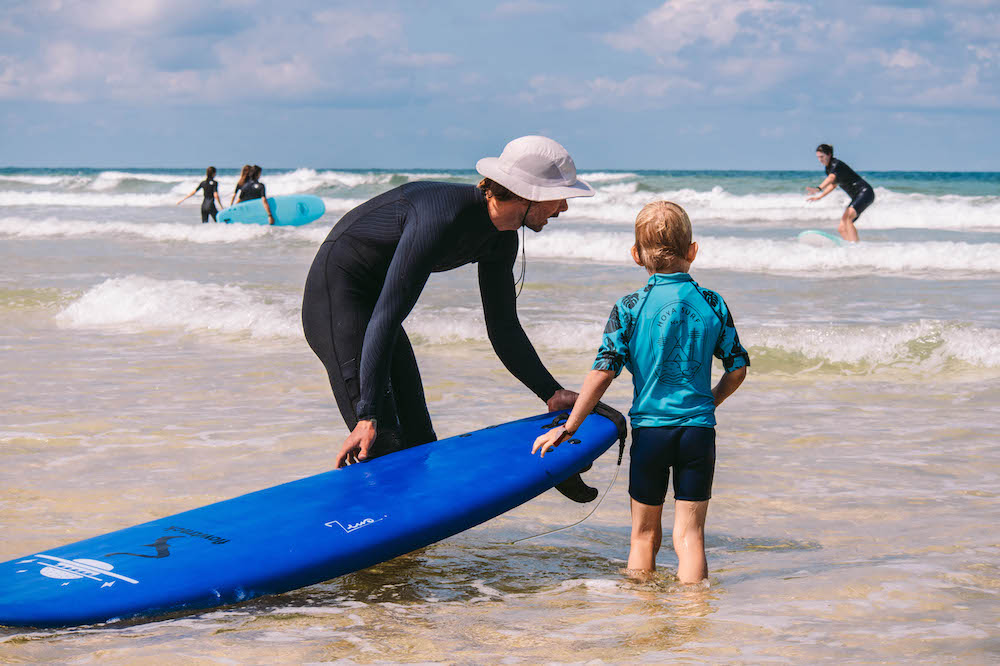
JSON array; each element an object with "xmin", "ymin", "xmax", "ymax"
[{"xmin": 593, "ymin": 272, "xmax": 750, "ymax": 428}]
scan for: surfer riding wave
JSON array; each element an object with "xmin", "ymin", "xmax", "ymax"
[{"xmin": 806, "ymin": 143, "xmax": 874, "ymax": 243}]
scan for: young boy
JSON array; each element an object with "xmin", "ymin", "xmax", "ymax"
[{"xmin": 532, "ymin": 201, "xmax": 749, "ymax": 583}]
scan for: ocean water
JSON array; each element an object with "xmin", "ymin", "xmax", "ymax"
[{"xmin": 1, "ymin": 167, "xmax": 998, "ymax": 663}]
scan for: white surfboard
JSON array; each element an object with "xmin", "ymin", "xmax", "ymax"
[{"xmin": 797, "ymin": 230, "xmax": 844, "ymax": 247}]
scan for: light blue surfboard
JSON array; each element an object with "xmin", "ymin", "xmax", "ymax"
[
  {"xmin": 797, "ymin": 229, "xmax": 844, "ymax": 247},
  {"xmin": 217, "ymin": 194, "xmax": 325, "ymax": 226},
  {"xmin": 0, "ymin": 408, "xmax": 624, "ymax": 628}
]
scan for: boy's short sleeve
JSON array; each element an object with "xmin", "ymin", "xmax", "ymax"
[
  {"xmin": 714, "ymin": 297, "xmax": 750, "ymax": 372},
  {"xmin": 593, "ymin": 300, "xmax": 631, "ymax": 377}
]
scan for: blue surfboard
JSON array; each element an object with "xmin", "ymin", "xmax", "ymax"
[
  {"xmin": 0, "ymin": 408, "xmax": 624, "ymax": 628},
  {"xmin": 217, "ymin": 194, "xmax": 325, "ymax": 226},
  {"xmin": 797, "ymin": 229, "xmax": 844, "ymax": 247}
]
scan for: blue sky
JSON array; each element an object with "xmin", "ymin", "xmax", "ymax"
[{"xmin": 1, "ymin": 0, "xmax": 998, "ymax": 170}]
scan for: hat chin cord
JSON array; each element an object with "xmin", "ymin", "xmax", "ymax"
[{"xmin": 514, "ymin": 202, "xmax": 531, "ymax": 299}]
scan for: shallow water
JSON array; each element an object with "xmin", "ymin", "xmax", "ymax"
[{"xmin": 2, "ymin": 168, "xmax": 999, "ymax": 663}]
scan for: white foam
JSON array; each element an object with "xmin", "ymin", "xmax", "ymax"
[
  {"xmin": 88, "ymin": 171, "xmax": 189, "ymax": 190},
  {"xmin": 572, "ymin": 185, "xmax": 1000, "ymax": 230},
  {"xmin": 53, "ymin": 277, "xmax": 1000, "ymax": 370},
  {"xmin": 56, "ymin": 276, "xmax": 302, "ymax": 339},
  {"xmin": 0, "ymin": 217, "xmax": 273, "ymax": 243},
  {"xmin": 0, "ymin": 191, "xmax": 180, "ymax": 207},
  {"xmin": 525, "ymin": 231, "xmax": 1000, "ymax": 276},
  {"xmin": 579, "ymin": 172, "xmax": 640, "ymax": 183}
]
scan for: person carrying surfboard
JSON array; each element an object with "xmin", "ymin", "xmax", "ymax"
[
  {"xmin": 237, "ymin": 164, "xmax": 275, "ymax": 225},
  {"xmin": 302, "ymin": 136, "xmax": 593, "ymax": 477},
  {"xmin": 531, "ymin": 201, "xmax": 749, "ymax": 583},
  {"xmin": 806, "ymin": 144, "xmax": 875, "ymax": 243}
]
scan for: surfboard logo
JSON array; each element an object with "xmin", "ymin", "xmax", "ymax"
[
  {"xmin": 325, "ymin": 515, "xmax": 387, "ymax": 533},
  {"xmin": 15, "ymin": 554, "xmax": 139, "ymax": 588},
  {"xmin": 106, "ymin": 535, "xmax": 182, "ymax": 559}
]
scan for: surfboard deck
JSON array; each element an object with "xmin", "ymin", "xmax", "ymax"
[
  {"xmin": 217, "ymin": 194, "xmax": 325, "ymax": 226},
  {"xmin": 797, "ymin": 229, "xmax": 844, "ymax": 247},
  {"xmin": 0, "ymin": 409, "xmax": 624, "ymax": 628}
]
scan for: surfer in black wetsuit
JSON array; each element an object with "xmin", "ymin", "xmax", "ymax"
[
  {"xmin": 806, "ymin": 144, "xmax": 874, "ymax": 242},
  {"xmin": 177, "ymin": 166, "xmax": 224, "ymax": 223},
  {"xmin": 302, "ymin": 136, "xmax": 594, "ymax": 472},
  {"xmin": 237, "ymin": 164, "xmax": 275, "ymax": 225},
  {"xmin": 229, "ymin": 164, "xmax": 252, "ymax": 206}
]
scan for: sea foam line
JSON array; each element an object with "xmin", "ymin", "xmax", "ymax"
[
  {"xmin": 0, "ymin": 217, "xmax": 273, "ymax": 243},
  {"xmin": 525, "ymin": 231, "xmax": 1000, "ymax": 276},
  {"xmin": 56, "ymin": 276, "xmax": 1000, "ymax": 370}
]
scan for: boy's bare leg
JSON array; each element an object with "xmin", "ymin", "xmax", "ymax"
[
  {"xmin": 626, "ymin": 499, "xmax": 663, "ymax": 573},
  {"xmin": 673, "ymin": 499, "xmax": 710, "ymax": 583},
  {"xmin": 839, "ymin": 207, "xmax": 860, "ymax": 242}
]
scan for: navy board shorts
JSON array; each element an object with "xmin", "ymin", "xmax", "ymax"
[
  {"xmin": 629, "ymin": 425, "xmax": 716, "ymax": 505},
  {"xmin": 848, "ymin": 187, "xmax": 875, "ymax": 218}
]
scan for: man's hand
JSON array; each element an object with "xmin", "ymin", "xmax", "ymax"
[
  {"xmin": 546, "ymin": 389, "xmax": 578, "ymax": 412},
  {"xmin": 335, "ymin": 420, "xmax": 377, "ymax": 469}
]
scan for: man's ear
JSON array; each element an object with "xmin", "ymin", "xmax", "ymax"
[
  {"xmin": 631, "ymin": 245, "xmax": 644, "ymax": 267},
  {"xmin": 687, "ymin": 241, "xmax": 698, "ymax": 263}
]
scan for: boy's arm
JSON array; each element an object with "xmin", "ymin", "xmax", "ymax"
[
  {"xmin": 532, "ymin": 369, "xmax": 615, "ymax": 458},
  {"xmin": 713, "ymin": 366, "xmax": 746, "ymax": 407}
]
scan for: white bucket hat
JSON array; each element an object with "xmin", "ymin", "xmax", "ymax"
[{"xmin": 476, "ymin": 136, "xmax": 595, "ymax": 201}]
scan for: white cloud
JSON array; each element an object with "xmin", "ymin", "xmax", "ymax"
[
  {"xmin": 883, "ymin": 48, "xmax": 929, "ymax": 69},
  {"xmin": 605, "ymin": 0, "xmax": 796, "ymax": 58}
]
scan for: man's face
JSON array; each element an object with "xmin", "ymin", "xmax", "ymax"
[{"xmin": 524, "ymin": 199, "xmax": 569, "ymax": 232}]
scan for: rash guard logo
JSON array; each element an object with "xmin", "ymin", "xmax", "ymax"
[{"xmin": 650, "ymin": 302, "xmax": 703, "ymax": 384}]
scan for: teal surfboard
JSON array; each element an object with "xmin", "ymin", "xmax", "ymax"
[
  {"xmin": 797, "ymin": 229, "xmax": 844, "ymax": 247},
  {"xmin": 218, "ymin": 194, "xmax": 325, "ymax": 226},
  {"xmin": 0, "ymin": 407, "xmax": 625, "ymax": 628}
]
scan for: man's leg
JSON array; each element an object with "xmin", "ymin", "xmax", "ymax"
[{"xmin": 387, "ymin": 327, "xmax": 436, "ymax": 448}]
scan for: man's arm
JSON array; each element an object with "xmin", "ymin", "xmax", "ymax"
[{"xmin": 478, "ymin": 247, "xmax": 564, "ymax": 406}]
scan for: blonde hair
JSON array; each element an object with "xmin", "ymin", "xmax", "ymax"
[{"xmin": 634, "ymin": 201, "xmax": 692, "ymax": 273}]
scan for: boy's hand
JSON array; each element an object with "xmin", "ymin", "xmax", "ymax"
[{"xmin": 532, "ymin": 426, "xmax": 572, "ymax": 458}]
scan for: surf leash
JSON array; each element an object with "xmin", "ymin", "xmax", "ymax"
[{"xmin": 508, "ymin": 402, "xmax": 627, "ymax": 545}]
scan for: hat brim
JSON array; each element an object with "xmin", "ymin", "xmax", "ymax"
[{"xmin": 476, "ymin": 157, "xmax": 595, "ymax": 201}]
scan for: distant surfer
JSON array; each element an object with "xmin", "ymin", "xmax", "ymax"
[
  {"xmin": 230, "ymin": 164, "xmax": 252, "ymax": 206},
  {"xmin": 302, "ymin": 136, "xmax": 592, "ymax": 472},
  {"xmin": 806, "ymin": 144, "xmax": 874, "ymax": 242},
  {"xmin": 237, "ymin": 164, "xmax": 275, "ymax": 225},
  {"xmin": 176, "ymin": 166, "xmax": 223, "ymax": 223},
  {"xmin": 532, "ymin": 201, "xmax": 749, "ymax": 583}
]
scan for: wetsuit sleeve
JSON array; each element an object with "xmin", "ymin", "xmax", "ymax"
[
  {"xmin": 478, "ymin": 237, "xmax": 562, "ymax": 403},
  {"xmin": 592, "ymin": 300, "xmax": 630, "ymax": 377},
  {"xmin": 355, "ymin": 205, "xmax": 440, "ymax": 421},
  {"xmin": 714, "ymin": 297, "xmax": 750, "ymax": 372}
]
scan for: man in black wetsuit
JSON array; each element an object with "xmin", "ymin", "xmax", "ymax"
[
  {"xmin": 237, "ymin": 164, "xmax": 275, "ymax": 225},
  {"xmin": 301, "ymin": 136, "xmax": 594, "ymax": 473},
  {"xmin": 806, "ymin": 144, "xmax": 875, "ymax": 242}
]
